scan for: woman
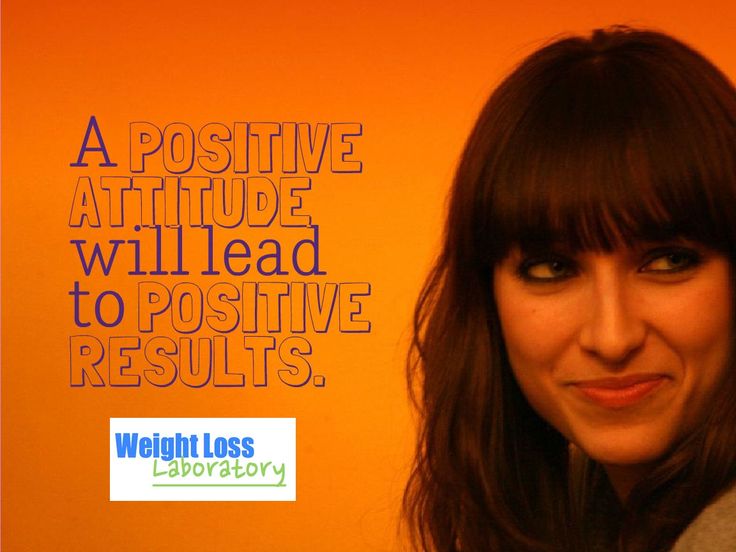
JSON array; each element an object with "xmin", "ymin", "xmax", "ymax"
[{"xmin": 404, "ymin": 27, "xmax": 736, "ymax": 551}]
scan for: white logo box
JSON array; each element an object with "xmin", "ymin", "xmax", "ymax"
[{"xmin": 110, "ymin": 418, "xmax": 296, "ymax": 501}]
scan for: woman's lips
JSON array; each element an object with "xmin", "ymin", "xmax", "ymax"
[{"xmin": 571, "ymin": 374, "xmax": 668, "ymax": 409}]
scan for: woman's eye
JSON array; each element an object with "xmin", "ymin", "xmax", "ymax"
[
  {"xmin": 639, "ymin": 248, "xmax": 702, "ymax": 273},
  {"xmin": 518, "ymin": 257, "xmax": 576, "ymax": 282}
]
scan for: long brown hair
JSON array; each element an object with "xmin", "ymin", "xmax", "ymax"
[{"xmin": 405, "ymin": 26, "xmax": 736, "ymax": 552}]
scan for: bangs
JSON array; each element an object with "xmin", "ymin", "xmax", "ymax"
[{"xmin": 480, "ymin": 42, "xmax": 736, "ymax": 263}]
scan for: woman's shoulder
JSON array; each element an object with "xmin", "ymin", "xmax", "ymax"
[{"xmin": 670, "ymin": 483, "xmax": 736, "ymax": 551}]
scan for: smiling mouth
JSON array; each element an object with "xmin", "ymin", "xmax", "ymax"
[{"xmin": 572, "ymin": 374, "xmax": 669, "ymax": 409}]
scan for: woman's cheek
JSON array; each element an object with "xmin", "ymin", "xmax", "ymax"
[{"xmin": 496, "ymin": 288, "xmax": 581, "ymax": 368}]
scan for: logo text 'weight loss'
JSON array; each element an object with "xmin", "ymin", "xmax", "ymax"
[{"xmin": 110, "ymin": 418, "xmax": 295, "ymax": 501}]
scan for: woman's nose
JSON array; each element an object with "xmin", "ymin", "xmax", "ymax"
[{"xmin": 577, "ymin": 268, "xmax": 647, "ymax": 364}]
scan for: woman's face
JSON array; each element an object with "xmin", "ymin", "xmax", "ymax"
[{"xmin": 493, "ymin": 240, "xmax": 733, "ymax": 470}]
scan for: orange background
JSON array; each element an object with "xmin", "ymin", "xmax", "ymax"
[{"xmin": 3, "ymin": 1, "xmax": 736, "ymax": 550}]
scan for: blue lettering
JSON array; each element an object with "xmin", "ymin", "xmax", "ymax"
[
  {"xmin": 139, "ymin": 437, "xmax": 153, "ymax": 457},
  {"xmin": 242, "ymin": 437, "xmax": 255, "ymax": 458},
  {"xmin": 115, "ymin": 432, "xmax": 139, "ymax": 458}
]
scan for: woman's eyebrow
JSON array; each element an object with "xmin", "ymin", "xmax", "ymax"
[
  {"xmin": 627, "ymin": 237, "xmax": 699, "ymax": 251},
  {"xmin": 517, "ymin": 242, "xmax": 573, "ymax": 256}
]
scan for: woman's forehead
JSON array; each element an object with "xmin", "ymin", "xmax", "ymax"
[
  {"xmin": 484, "ymin": 172, "xmax": 733, "ymax": 262},
  {"xmin": 505, "ymin": 236, "xmax": 710, "ymax": 256}
]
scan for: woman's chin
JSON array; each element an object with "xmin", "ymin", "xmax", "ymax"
[
  {"xmin": 573, "ymin": 427, "xmax": 674, "ymax": 468},
  {"xmin": 587, "ymin": 446, "xmax": 663, "ymax": 468}
]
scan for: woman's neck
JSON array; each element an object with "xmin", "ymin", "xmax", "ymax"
[{"xmin": 603, "ymin": 463, "xmax": 656, "ymax": 502}]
